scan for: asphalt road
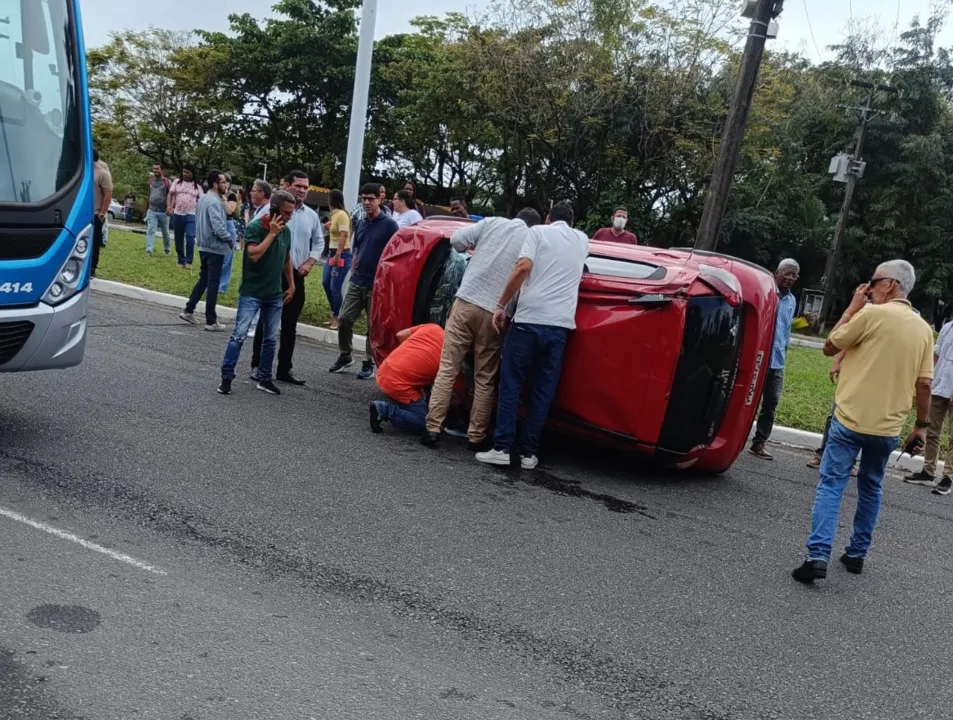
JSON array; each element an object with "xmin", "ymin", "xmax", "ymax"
[{"xmin": 1, "ymin": 292, "xmax": 952, "ymax": 720}]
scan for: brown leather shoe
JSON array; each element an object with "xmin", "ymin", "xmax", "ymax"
[
  {"xmin": 806, "ymin": 455, "xmax": 821, "ymax": 469},
  {"xmin": 749, "ymin": 442, "xmax": 773, "ymax": 460}
]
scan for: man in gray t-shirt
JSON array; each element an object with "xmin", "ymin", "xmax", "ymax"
[
  {"xmin": 422, "ymin": 209, "xmax": 543, "ymax": 450},
  {"xmin": 475, "ymin": 201, "xmax": 588, "ymax": 470},
  {"xmin": 144, "ymin": 163, "xmax": 172, "ymax": 255}
]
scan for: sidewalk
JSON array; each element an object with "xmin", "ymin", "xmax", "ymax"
[{"xmin": 89, "ymin": 278, "xmax": 937, "ymax": 476}]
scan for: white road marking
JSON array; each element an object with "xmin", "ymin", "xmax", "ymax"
[{"xmin": 0, "ymin": 506, "xmax": 167, "ymax": 576}]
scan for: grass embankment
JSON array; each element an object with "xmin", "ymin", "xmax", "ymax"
[
  {"xmin": 99, "ymin": 228, "xmax": 365, "ymax": 333},
  {"xmin": 99, "ymin": 228, "xmax": 926, "ymax": 437}
]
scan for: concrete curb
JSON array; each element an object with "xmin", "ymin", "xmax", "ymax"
[
  {"xmin": 789, "ymin": 336, "xmax": 824, "ymax": 350},
  {"xmin": 90, "ymin": 278, "xmax": 364, "ymax": 354},
  {"xmin": 91, "ymin": 278, "xmax": 941, "ymax": 477},
  {"xmin": 763, "ymin": 425, "xmax": 940, "ymax": 475}
]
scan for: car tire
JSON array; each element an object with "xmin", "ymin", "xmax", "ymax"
[
  {"xmin": 108, "ymin": 211, "xmax": 115, "ymax": 220},
  {"xmin": 412, "ymin": 239, "xmax": 451, "ymax": 326}
]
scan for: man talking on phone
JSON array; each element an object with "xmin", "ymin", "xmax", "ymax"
[
  {"xmin": 218, "ymin": 190, "xmax": 297, "ymax": 396},
  {"xmin": 792, "ymin": 260, "xmax": 934, "ymax": 584}
]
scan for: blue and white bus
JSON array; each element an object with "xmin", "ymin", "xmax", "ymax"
[{"xmin": 0, "ymin": 0, "xmax": 93, "ymax": 372}]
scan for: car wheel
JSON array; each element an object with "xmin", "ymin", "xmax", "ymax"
[
  {"xmin": 108, "ymin": 211, "xmax": 115, "ymax": 220},
  {"xmin": 412, "ymin": 240, "xmax": 451, "ymax": 326}
]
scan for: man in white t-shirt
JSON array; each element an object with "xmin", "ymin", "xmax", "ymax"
[
  {"xmin": 476, "ymin": 201, "xmax": 588, "ymax": 470},
  {"xmin": 904, "ymin": 318, "xmax": 953, "ymax": 494},
  {"xmin": 392, "ymin": 189, "xmax": 423, "ymax": 228}
]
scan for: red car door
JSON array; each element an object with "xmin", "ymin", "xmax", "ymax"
[{"xmin": 552, "ymin": 250, "xmax": 701, "ymax": 448}]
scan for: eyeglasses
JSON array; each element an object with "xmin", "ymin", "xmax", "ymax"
[
  {"xmin": 868, "ymin": 277, "xmax": 894, "ymax": 287},
  {"xmin": 360, "ymin": 196, "xmax": 378, "ymax": 203}
]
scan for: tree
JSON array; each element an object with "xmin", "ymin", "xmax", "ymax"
[
  {"xmin": 87, "ymin": 29, "xmax": 238, "ymax": 174},
  {"xmin": 195, "ymin": 0, "xmax": 361, "ymax": 185}
]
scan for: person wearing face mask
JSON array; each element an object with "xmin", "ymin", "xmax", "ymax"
[{"xmin": 592, "ymin": 207, "xmax": 639, "ymax": 245}]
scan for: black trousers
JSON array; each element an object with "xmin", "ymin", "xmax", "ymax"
[
  {"xmin": 252, "ymin": 269, "xmax": 305, "ymax": 375},
  {"xmin": 91, "ymin": 216, "xmax": 104, "ymax": 275},
  {"xmin": 754, "ymin": 368, "xmax": 784, "ymax": 445}
]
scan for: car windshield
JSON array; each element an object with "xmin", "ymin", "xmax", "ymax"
[
  {"xmin": 585, "ymin": 255, "xmax": 666, "ymax": 281},
  {"xmin": 0, "ymin": 0, "xmax": 81, "ymax": 204}
]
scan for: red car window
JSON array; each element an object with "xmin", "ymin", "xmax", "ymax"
[{"xmin": 584, "ymin": 255, "xmax": 666, "ymax": 281}]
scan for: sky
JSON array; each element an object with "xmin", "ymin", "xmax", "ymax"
[{"xmin": 77, "ymin": 0, "xmax": 953, "ymax": 60}]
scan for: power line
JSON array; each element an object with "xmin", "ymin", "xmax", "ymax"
[{"xmin": 802, "ymin": 0, "xmax": 824, "ymax": 61}]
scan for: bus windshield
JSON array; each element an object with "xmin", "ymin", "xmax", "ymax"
[{"xmin": 0, "ymin": 0, "xmax": 81, "ymax": 204}]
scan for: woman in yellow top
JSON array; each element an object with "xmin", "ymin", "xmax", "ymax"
[{"xmin": 322, "ymin": 189, "xmax": 353, "ymax": 330}]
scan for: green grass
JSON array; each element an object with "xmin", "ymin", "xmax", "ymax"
[
  {"xmin": 99, "ymin": 228, "xmax": 366, "ymax": 333},
  {"xmin": 776, "ymin": 346, "xmax": 837, "ymax": 433},
  {"xmin": 99, "ymin": 228, "xmax": 923, "ymax": 437}
]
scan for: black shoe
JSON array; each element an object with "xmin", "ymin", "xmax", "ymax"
[
  {"xmin": 329, "ymin": 357, "xmax": 354, "ymax": 373},
  {"xmin": 357, "ymin": 361, "xmax": 375, "ymax": 380},
  {"xmin": 217, "ymin": 379, "xmax": 232, "ymax": 395},
  {"xmin": 276, "ymin": 372, "xmax": 306, "ymax": 386},
  {"xmin": 904, "ymin": 470, "xmax": 936, "ymax": 486},
  {"xmin": 369, "ymin": 403, "xmax": 383, "ymax": 433},
  {"xmin": 467, "ymin": 438, "xmax": 493, "ymax": 453},
  {"xmin": 792, "ymin": 559, "xmax": 828, "ymax": 584},
  {"xmin": 256, "ymin": 379, "xmax": 281, "ymax": 395},
  {"xmin": 839, "ymin": 553, "xmax": 864, "ymax": 575},
  {"xmin": 933, "ymin": 476, "xmax": 953, "ymax": 495},
  {"xmin": 420, "ymin": 432, "xmax": 441, "ymax": 447}
]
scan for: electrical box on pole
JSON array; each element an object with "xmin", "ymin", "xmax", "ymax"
[
  {"xmin": 828, "ymin": 153, "xmax": 850, "ymax": 183},
  {"xmin": 816, "ymin": 80, "xmax": 897, "ymax": 332}
]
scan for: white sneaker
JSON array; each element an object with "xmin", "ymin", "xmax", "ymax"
[
  {"xmin": 520, "ymin": 455, "xmax": 539, "ymax": 470},
  {"xmin": 476, "ymin": 449, "xmax": 511, "ymax": 466},
  {"xmin": 204, "ymin": 322, "xmax": 227, "ymax": 332},
  {"xmin": 179, "ymin": 312, "xmax": 199, "ymax": 325}
]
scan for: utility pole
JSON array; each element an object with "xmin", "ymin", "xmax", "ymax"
[
  {"xmin": 695, "ymin": 0, "xmax": 784, "ymax": 251},
  {"xmin": 262, "ymin": 162, "xmax": 268, "ymax": 184},
  {"xmin": 817, "ymin": 81, "xmax": 898, "ymax": 331},
  {"xmin": 343, "ymin": 0, "xmax": 378, "ymax": 212}
]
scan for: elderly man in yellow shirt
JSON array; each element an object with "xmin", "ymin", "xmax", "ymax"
[{"xmin": 793, "ymin": 260, "xmax": 934, "ymax": 584}]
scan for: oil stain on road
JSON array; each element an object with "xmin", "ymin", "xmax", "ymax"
[{"xmin": 486, "ymin": 466, "xmax": 656, "ymax": 517}]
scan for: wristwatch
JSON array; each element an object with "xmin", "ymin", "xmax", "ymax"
[{"xmin": 915, "ymin": 420, "xmax": 931, "ymax": 429}]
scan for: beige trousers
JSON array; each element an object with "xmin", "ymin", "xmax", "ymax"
[
  {"xmin": 923, "ymin": 395, "xmax": 953, "ymax": 476},
  {"xmin": 426, "ymin": 299, "xmax": 502, "ymax": 442}
]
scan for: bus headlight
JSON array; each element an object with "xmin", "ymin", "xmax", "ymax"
[{"xmin": 43, "ymin": 224, "xmax": 92, "ymax": 306}]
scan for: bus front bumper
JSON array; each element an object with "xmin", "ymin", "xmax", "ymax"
[{"xmin": 0, "ymin": 287, "xmax": 90, "ymax": 372}]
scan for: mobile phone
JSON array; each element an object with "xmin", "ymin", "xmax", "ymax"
[{"xmin": 903, "ymin": 436, "xmax": 925, "ymax": 457}]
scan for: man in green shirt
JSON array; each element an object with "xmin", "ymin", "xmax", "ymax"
[{"xmin": 219, "ymin": 191, "xmax": 296, "ymax": 396}]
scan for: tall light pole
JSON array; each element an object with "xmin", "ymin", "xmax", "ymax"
[{"xmin": 343, "ymin": 0, "xmax": 379, "ymax": 211}]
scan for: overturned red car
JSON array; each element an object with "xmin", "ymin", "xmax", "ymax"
[{"xmin": 370, "ymin": 217, "xmax": 778, "ymax": 473}]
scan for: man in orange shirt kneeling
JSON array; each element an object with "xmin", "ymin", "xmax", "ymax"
[{"xmin": 370, "ymin": 324, "xmax": 445, "ymax": 434}]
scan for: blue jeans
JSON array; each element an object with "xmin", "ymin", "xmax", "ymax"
[
  {"xmin": 124, "ymin": 207, "xmax": 134, "ymax": 222},
  {"xmin": 322, "ymin": 250, "xmax": 352, "ymax": 318},
  {"xmin": 145, "ymin": 210, "xmax": 171, "ymax": 254},
  {"xmin": 173, "ymin": 213, "xmax": 196, "ymax": 265},
  {"xmin": 806, "ymin": 417, "xmax": 899, "ymax": 562},
  {"xmin": 493, "ymin": 323, "xmax": 569, "ymax": 457},
  {"xmin": 221, "ymin": 294, "xmax": 283, "ymax": 382},
  {"xmin": 219, "ymin": 220, "xmax": 238, "ymax": 294},
  {"xmin": 184, "ymin": 251, "xmax": 226, "ymax": 325},
  {"xmin": 375, "ymin": 397, "xmax": 428, "ymax": 433}
]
